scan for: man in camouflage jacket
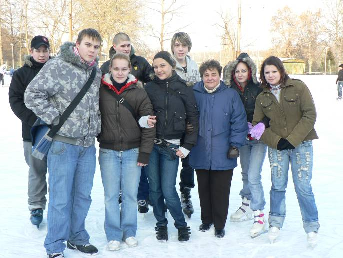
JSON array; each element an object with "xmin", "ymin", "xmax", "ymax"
[{"xmin": 24, "ymin": 28, "xmax": 102, "ymax": 257}]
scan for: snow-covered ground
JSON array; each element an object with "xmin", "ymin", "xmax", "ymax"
[{"xmin": 0, "ymin": 74, "xmax": 342, "ymax": 258}]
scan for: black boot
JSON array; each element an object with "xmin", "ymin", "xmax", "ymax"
[
  {"xmin": 199, "ymin": 223, "xmax": 212, "ymax": 232},
  {"xmin": 178, "ymin": 226, "xmax": 191, "ymax": 241},
  {"xmin": 215, "ymin": 228, "xmax": 225, "ymax": 238},
  {"xmin": 181, "ymin": 187, "xmax": 194, "ymax": 218},
  {"xmin": 67, "ymin": 241, "xmax": 98, "ymax": 255},
  {"xmin": 137, "ymin": 200, "xmax": 149, "ymax": 213},
  {"xmin": 155, "ymin": 226, "xmax": 168, "ymax": 241}
]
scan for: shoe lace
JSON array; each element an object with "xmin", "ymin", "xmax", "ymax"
[
  {"xmin": 31, "ymin": 209, "xmax": 43, "ymax": 216},
  {"xmin": 179, "ymin": 226, "xmax": 191, "ymax": 236},
  {"xmin": 138, "ymin": 200, "xmax": 147, "ymax": 206}
]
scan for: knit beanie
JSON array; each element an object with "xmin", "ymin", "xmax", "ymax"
[{"xmin": 153, "ymin": 51, "xmax": 176, "ymax": 68}]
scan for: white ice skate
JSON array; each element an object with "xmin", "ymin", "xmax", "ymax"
[
  {"xmin": 230, "ymin": 197, "xmax": 253, "ymax": 222},
  {"xmin": 250, "ymin": 210, "xmax": 267, "ymax": 238},
  {"xmin": 268, "ymin": 226, "xmax": 280, "ymax": 243},
  {"xmin": 307, "ymin": 232, "xmax": 318, "ymax": 248}
]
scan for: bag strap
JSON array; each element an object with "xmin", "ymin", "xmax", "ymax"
[
  {"xmin": 108, "ymin": 89, "xmax": 137, "ymax": 120},
  {"xmin": 48, "ymin": 67, "xmax": 97, "ymax": 137}
]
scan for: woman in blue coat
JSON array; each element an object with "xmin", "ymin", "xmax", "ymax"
[{"xmin": 189, "ymin": 60, "xmax": 248, "ymax": 238}]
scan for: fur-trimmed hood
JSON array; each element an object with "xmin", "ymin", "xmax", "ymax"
[
  {"xmin": 59, "ymin": 42, "xmax": 98, "ymax": 69},
  {"xmin": 223, "ymin": 53, "xmax": 258, "ymax": 86},
  {"xmin": 23, "ymin": 55, "xmax": 52, "ymax": 68}
]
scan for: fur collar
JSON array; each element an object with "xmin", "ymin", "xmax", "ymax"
[{"xmin": 59, "ymin": 42, "xmax": 98, "ymax": 69}]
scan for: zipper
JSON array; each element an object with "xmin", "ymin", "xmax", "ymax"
[
  {"xmin": 163, "ymin": 81, "xmax": 169, "ymax": 139},
  {"xmin": 116, "ymin": 99, "xmax": 123, "ymax": 149}
]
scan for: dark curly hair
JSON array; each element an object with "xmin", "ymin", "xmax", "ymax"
[{"xmin": 199, "ymin": 59, "xmax": 222, "ymax": 78}]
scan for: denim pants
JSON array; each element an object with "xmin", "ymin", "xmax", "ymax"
[
  {"xmin": 23, "ymin": 141, "xmax": 47, "ymax": 210},
  {"xmin": 99, "ymin": 148, "xmax": 141, "ymax": 241},
  {"xmin": 338, "ymin": 81, "xmax": 343, "ymax": 98},
  {"xmin": 268, "ymin": 141, "xmax": 320, "ymax": 233},
  {"xmin": 137, "ymin": 166, "xmax": 149, "ymax": 201},
  {"xmin": 146, "ymin": 143, "xmax": 187, "ymax": 229},
  {"xmin": 239, "ymin": 139, "xmax": 267, "ymax": 211},
  {"xmin": 44, "ymin": 141, "xmax": 96, "ymax": 254}
]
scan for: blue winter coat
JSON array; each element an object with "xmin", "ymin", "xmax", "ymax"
[{"xmin": 189, "ymin": 81, "xmax": 248, "ymax": 170}]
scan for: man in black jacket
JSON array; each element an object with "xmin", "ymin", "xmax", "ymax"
[
  {"xmin": 100, "ymin": 32, "xmax": 153, "ymax": 84},
  {"xmin": 8, "ymin": 35, "xmax": 50, "ymax": 228}
]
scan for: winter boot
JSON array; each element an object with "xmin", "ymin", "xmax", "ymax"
[
  {"xmin": 199, "ymin": 223, "xmax": 212, "ymax": 232},
  {"xmin": 214, "ymin": 228, "xmax": 225, "ymax": 238},
  {"xmin": 30, "ymin": 208, "xmax": 43, "ymax": 228},
  {"xmin": 250, "ymin": 210, "xmax": 267, "ymax": 238},
  {"xmin": 178, "ymin": 226, "xmax": 191, "ymax": 242},
  {"xmin": 47, "ymin": 253, "xmax": 64, "ymax": 258},
  {"xmin": 230, "ymin": 197, "xmax": 253, "ymax": 222},
  {"xmin": 155, "ymin": 226, "xmax": 168, "ymax": 241},
  {"xmin": 268, "ymin": 226, "xmax": 280, "ymax": 243},
  {"xmin": 137, "ymin": 200, "xmax": 149, "ymax": 213},
  {"xmin": 307, "ymin": 232, "xmax": 318, "ymax": 248},
  {"xmin": 181, "ymin": 187, "xmax": 194, "ymax": 218},
  {"xmin": 67, "ymin": 241, "xmax": 98, "ymax": 255}
]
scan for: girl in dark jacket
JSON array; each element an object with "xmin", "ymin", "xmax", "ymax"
[
  {"xmin": 223, "ymin": 53, "xmax": 268, "ymax": 238},
  {"xmin": 98, "ymin": 53, "xmax": 155, "ymax": 251},
  {"xmin": 189, "ymin": 60, "xmax": 247, "ymax": 238},
  {"xmin": 144, "ymin": 51, "xmax": 199, "ymax": 242}
]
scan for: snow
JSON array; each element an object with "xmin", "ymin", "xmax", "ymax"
[{"xmin": 0, "ymin": 74, "xmax": 342, "ymax": 258}]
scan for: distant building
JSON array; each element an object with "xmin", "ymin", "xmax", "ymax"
[{"xmin": 280, "ymin": 58, "xmax": 305, "ymax": 75}]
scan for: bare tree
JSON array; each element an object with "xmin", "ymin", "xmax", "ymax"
[{"xmin": 217, "ymin": 11, "xmax": 237, "ymax": 64}]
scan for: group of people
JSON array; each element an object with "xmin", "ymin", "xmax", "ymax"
[{"xmin": 8, "ymin": 28, "xmax": 320, "ymax": 258}]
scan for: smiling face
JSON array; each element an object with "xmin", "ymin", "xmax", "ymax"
[
  {"xmin": 234, "ymin": 62, "xmax": 249, "ymax": 86},
  {"xmin": 110, "ymin": 58, "xmax": 130, "ymax": 84},
  {"xmin": 172, "ymin": 40, "xmax": 189, "ymax": 63},
  {"xmin": 153, "ymin": 58, "xmax": 173, "ymax": 80},
  {"xmin": 30, "ymin": 46, "xmax": 49, "ymax": 63},
  {"xmin": 76, "ymin": 36, "xmax": 101, "ymax": 63},
  {"xmin": 113, "ymin": 40, "xmax": 131, "ymax": 56},
  {"xmin": 203, "ymin": 68, "xmax": 220, "ymax": 90},
  {"xmin": 264, "ymin": 65, "xmax": 281, "ymax": 86}
]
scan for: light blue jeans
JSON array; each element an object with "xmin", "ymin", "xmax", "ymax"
[
  {"xmin": 268, "ymin": 140, "xmax": 320, "ymax": 233},
  {"xmin": 99, "ymin": 148, "xmax": 141, "ymax": 241},
  {"xmin": 44, "ymin": 141, "xmax": 96, "ymax": 254},
  {"xmin": 239, "ymin": 139, "xmax": 267, "ymax": 211},
  {"xmin": 146, "ymin": 143, "xmax": 187, "ymax": 229}
]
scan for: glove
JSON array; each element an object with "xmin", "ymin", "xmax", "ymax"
[
  {"xmin": 250, "ymin": 122, "xmax": 265, "ymax": 140},
  {"xmin": 186, "ymin": 123, "xmax": 194, "ymax": 134},
  {"xmin": 277, "ymin": 138, "xmax": 295, "ymax": 150},
  {"xmin": 227, "ymin": 146, "xmax": 239, "ymax": 159},
  {"xmin": 247, "ymin": 122, "xmax": 253, "ymax": 133}
]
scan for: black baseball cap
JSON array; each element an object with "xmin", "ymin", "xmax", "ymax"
[{"xmin": 31, "ymin": 35, "xmax": 50, "ymax": 49}]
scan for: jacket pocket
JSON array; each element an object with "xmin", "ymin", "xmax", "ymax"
[
  {"xmin": 173, "ymin": 112, "xmax": 186, "ymax": 132},
  {"xmin": 284, "ymin": 94, "xmax": 299, "ymax": 106}
]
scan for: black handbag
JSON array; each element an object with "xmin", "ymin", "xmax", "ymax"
[{"xmin": 31, "ymin": 67, "xmax": 97, "ymax": 160}]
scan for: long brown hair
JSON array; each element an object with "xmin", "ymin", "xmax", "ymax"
[{"xmin": 259, "ymin": 56, "xmax": 289, "ymax": 86}]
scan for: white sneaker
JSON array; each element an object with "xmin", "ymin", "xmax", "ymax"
[
  {"xmin": 125, "ymin": 237, "xmax": 138, "ymax": 247},
  {"xmin": 107, "ymin": 240, "xmax": 120, "ymax": 251},
  {"xmin": 307, "ymin": 232, "xmax": 318, "ymax": 247},
  {"xmin": 250, "ymin": 210, "xmax": 267, "ymax": 238},
  {"xmin": 268, "ymin": 226, "xmax": 280, "ymax": 243},
  {"xmin": 230, "ymin": 197, "xmax": 253, "ymax": 222}
]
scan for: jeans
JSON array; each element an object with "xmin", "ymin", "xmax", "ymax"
[
  {"xmin": 146, "ymin": 143, "xmax": 187, "ymax": 229},
  {"xmin": 239, "ymin": 139, "xmax": 267, "ymax": 210},
  {"xmin": 44, "ymin": 141, "xmax": 96, "ymax": 254},
  {"xmin": 338, "ymin": 81, "xmax": 343, "ymax": 98},
  {"xmin": 99, "ymin": 148, "xmax": 141, "ymax": 241},
  {"xmin": 268, "ymin": 141, "xmax": 320, "ymax": 233},
  {"xmin": 137, "ymin": 166, "xmax": 149, "ymax": 201},
  {"xmin": 179, "ymin": 155, "xmax": 195, "ymax": 191},
  {"xmin": 23, "ymin": 141, "xmax": 47, "ymax": 210}
]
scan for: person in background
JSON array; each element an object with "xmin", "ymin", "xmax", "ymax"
[
  {"xmin": 9, "ymin": 35, "xmax": 50, "ymax": 228},
  {"xmin": 98, "ymin": 53, "xmax": 155, "ymax": 251},
  {"xmin": 223, "ymin": 53, "xmax": 268, "ymax": 237},
  {"xmin": 144, "ymin": 51, "xmax": 199, "ymax": 242},
  {"xmin": 25, "ymin": 28, "xmax": 102, "ymax": 258},
  {"xmin": 253, "ymin": 56, "xmax": 319, "ymax": 247},
  {"xmin": 0, "ymin": 63, "xmax": 6, "ymax": 86},
  {"xmin": 336, "ymin": 64, "xmax": 343, "ymax": 100},
  {"xmin": 170, "ymin": 32, "xmax": 201, "ymax": 218},
  {"xmin": 189, "ymin": 59, "xmax": 247, "ymax": 238}
]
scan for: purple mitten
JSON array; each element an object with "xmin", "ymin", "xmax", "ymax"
[
  {"xmin": 247, "ymin": 122, "xmax": 253, "ymax": 133},
  {"xmin": 250, "ymin": 122, "xmax": 265, "ymax": 140}
]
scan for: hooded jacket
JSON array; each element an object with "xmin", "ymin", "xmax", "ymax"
[
  {"xmin": 223, "ymin": 53, "xmax": 262, "ymax": 123},
  {"xmin": 189, "ymin": 81, "xmax": 248, "ymax": 170},
  {"xmin": 98, "ymin": 73, "xmax": 155, "ymax": 164},
  {"xmin": 253, "ymin": 78, "xmax": 318, "ymax": 149},
  {"xmin": 100, "ymin": 46, "xmax": 153, "ymax": 84},
  {"xmin": 174, "ymin": 55, "xmax": 201, "ymax": 86},
  {"xmin": 9, "ymin": 56, "xmax": 48, "ymax": 141},
  {"xmin": 24, "ymin": 42, "xmax": 102, "ymax": 147},
  {"xmin": 144, "ymin": 71, "xmax": 199, "ymax": 151}
]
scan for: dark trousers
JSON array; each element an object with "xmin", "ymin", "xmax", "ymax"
[
  {"xmin": 137, "ymin": 166, "xmax": 149, "ymax": 201},
  {"xmin": 196, "ymin": 169, "xmax": 233, "ymax": 230},
  {"xmin": 179, "ymin": 155, "xmax": 195, "ymax": 191}
]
